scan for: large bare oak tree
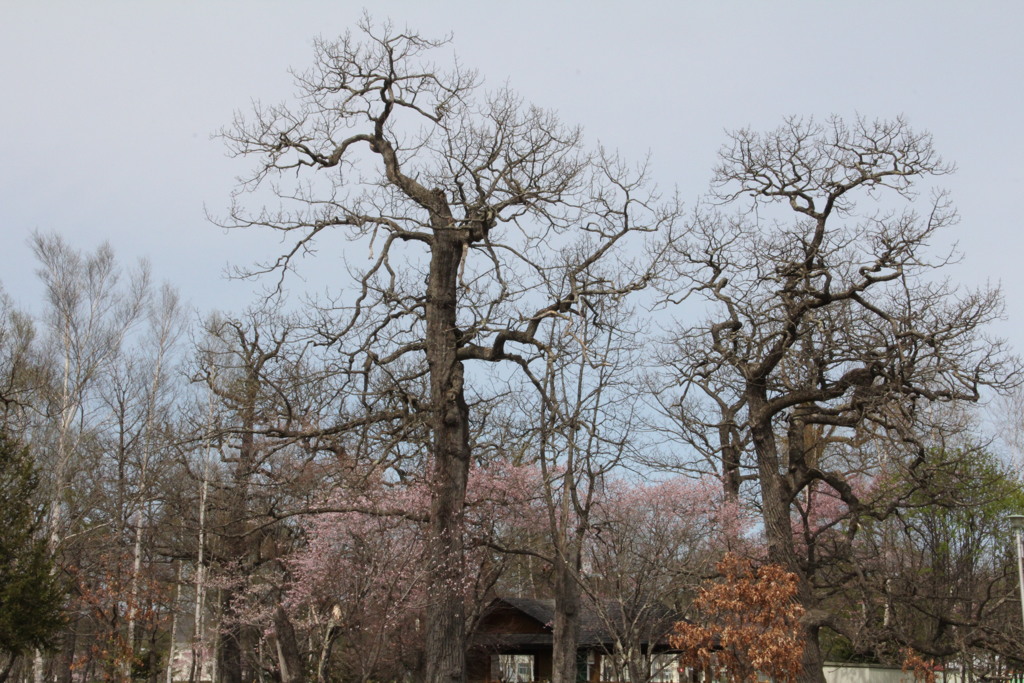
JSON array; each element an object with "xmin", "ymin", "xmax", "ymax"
[
  {"xmin": 662, "ymin": 116, "xmax": 1018, "ymax": 682},
  {"xmin": 219, "ymin": 18, "xmax": 675, "ymax": 682}
]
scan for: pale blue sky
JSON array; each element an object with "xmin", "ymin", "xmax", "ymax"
[{"xmin": 2, "ymin": 1, "xmax": 1022, "ymax": 346}]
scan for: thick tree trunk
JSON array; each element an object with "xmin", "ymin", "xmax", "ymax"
[
  {"xmin": 761, "ymin": 484, "xmax": 828, "ymax": 683},
  {"xmin": 798, "ymin": 623, "xmax": 827, "ymax": 683},
  {"xmin": 219, "ymin": 406, "xmax": 258, "ymax": 683},
  {"xmin": 272, "ymin": 605, "xmax": 304, "ymax": 683},
  {"xmin": 215, "ymin": 587, "xmax": 244, "ymax": 681},
  {"xmin": 216, "ymin": 589, "xmax": 243, "ymax": 683},
  {"xmin": 423, "ymin": 229, "xmax": 472, "ymax": 683},
  {"xmin": 551, "ymin": 561, "xmax": 581, "ymax": 683},
  {"xmin": 750, "ymin": 399, "xmax": 827, "ymax": 683},
  {"xmin": 719, "ymin": 422, "xmax": 743, "ymax": 500}
]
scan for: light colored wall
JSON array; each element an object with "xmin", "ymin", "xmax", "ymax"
[{"xmin": 824, "ymin": 663, "xmax": 960, "ymax": 683}]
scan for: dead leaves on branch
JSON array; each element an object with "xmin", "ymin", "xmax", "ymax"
[{"xmin": 671, "ymin": 553, "xmax": 805, "ymax": 683}]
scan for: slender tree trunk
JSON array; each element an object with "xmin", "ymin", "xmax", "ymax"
[
  {"xmin": 211, "ymin": 590, "xmax": 221, "ymax": 683},
  {"xmin": 316, "ymin": 622, "xmax": 341, "ymax": 683},
  {"xmin": 423, "ymin": 229, "xmax": 471, "ymax": 683},
  {"xmin": 192, "ymin": 417, "xmax": 212, "ymax": 683},
  {"xmin": 56, "ymin": 616, "xmax": 78, "ymax": 683},
  {"xmin": 551, "ymin": 560, "xmax": 581, "ymax": 683},
  {"xmin": 33, "ymin": 649, "xmax": 43, "ymax": 683},
  {"xmin": 146, "ymin": 637, "xmax": 160, "ymax": 683},
  {"xmin": 166, "ymin": 562, "xmax": 182, "ymax": 683},
  {"xmin": 125, "ymin": 513, "xmax": 145, "ymax": 680}
]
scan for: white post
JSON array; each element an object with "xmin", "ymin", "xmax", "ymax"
[{"xmin": 1008, "ymin": 515, "xmax": 1024, "ymax": 641}]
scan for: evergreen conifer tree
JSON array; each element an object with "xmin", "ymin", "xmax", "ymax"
[{"xmin": 0, "ymin": 430, "xmax": 64, "ymax": 683}]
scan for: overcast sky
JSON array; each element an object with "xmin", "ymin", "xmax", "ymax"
[{"xmin": 2, "ymin": 2, "xmax": 1022, "ymax": 348}]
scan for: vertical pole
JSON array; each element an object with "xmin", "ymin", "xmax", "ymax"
[{"xmin": 1016, "ymin": 527, "xmax": 1024, "ymax": 641}]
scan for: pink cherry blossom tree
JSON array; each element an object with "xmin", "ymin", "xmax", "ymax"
[
  {"xmin": 282, "ymin": 460, "xmax": 542, "ymax": 682},
  {"xmin": 586, "ymin": 476, "xmax": 753, "ymax": 683}
]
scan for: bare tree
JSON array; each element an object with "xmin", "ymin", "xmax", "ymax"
[
  {"xmin": 651, "ymin": 365, "xmax": 750, "ymax": 498},
  {"xmin": 662, "ymin": 116, "xmax": 1018, "ymax": 682},
  {"xmin": 0, "ymin": 289, "xmax": 39, "ymax": 430},
  {"xmin": 188, "ymin": 301, "xmax": 429, "ymax": 683},
  {"xmin": 28, "ymin": 234, "xmax": 151, "ymax": 683},
  {"xmin": 31, "ymin": 233, "xmax": 150, "ymax": 552},
  {"xmin": 218, "ymin": 17, "xmax": 675, "ymax": 682},
  {"xmin": 190, "ymin": 309, "xmax": 304, "ymax": 683},
  {"xmin": 526, "ymin": 295, "xmax": 648, "ymax": 683},
  {"xmin": 585, "ymin": 477, "xmax": 722, "ymax": 683},
  {"xmin": 104, "ymin": 284, "xmax": 186, "ymax": 678}
]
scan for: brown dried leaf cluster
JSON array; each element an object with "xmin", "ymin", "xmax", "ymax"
[
  {"xmin": 671, "ymin": 553, "xmax": 805, "ymax": 683},
  {"xmin": 901, "ymin": 649, "xmax": 937, "ymax": 683}
]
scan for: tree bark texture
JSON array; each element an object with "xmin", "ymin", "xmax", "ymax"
[
  {"xmin": 272, "ymin": 605, "xmax": 304, "ymax": 683},
  {"xmin": 218, "ymin": 414, "xmax": 257, "ymax": 683},
  {"xmin": 750, "ymin": 395, "xmax": 827, "ymax": 683},
  {"xmin": 551, "ymin": 561, "xmax": 582, "ymax": 683},
  {"xmin": 423, "ymin": 228, "xmax": 472, "ymax": 683}
]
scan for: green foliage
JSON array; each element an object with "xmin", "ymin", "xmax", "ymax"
[
  {"xmin": 913, "ymin": 446, "xmax": 1024, "ymax": 511},
  {"xmin": 0, "ymin": 430, "xmax": 65, "ymax": 659},
  {"xmin": 850, "ymin": 446, "xmax": 1024, "ymax": 664},
  {"xmin": 897, "ymin": 447, "xmax": 1024, "ymax": 575}
]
